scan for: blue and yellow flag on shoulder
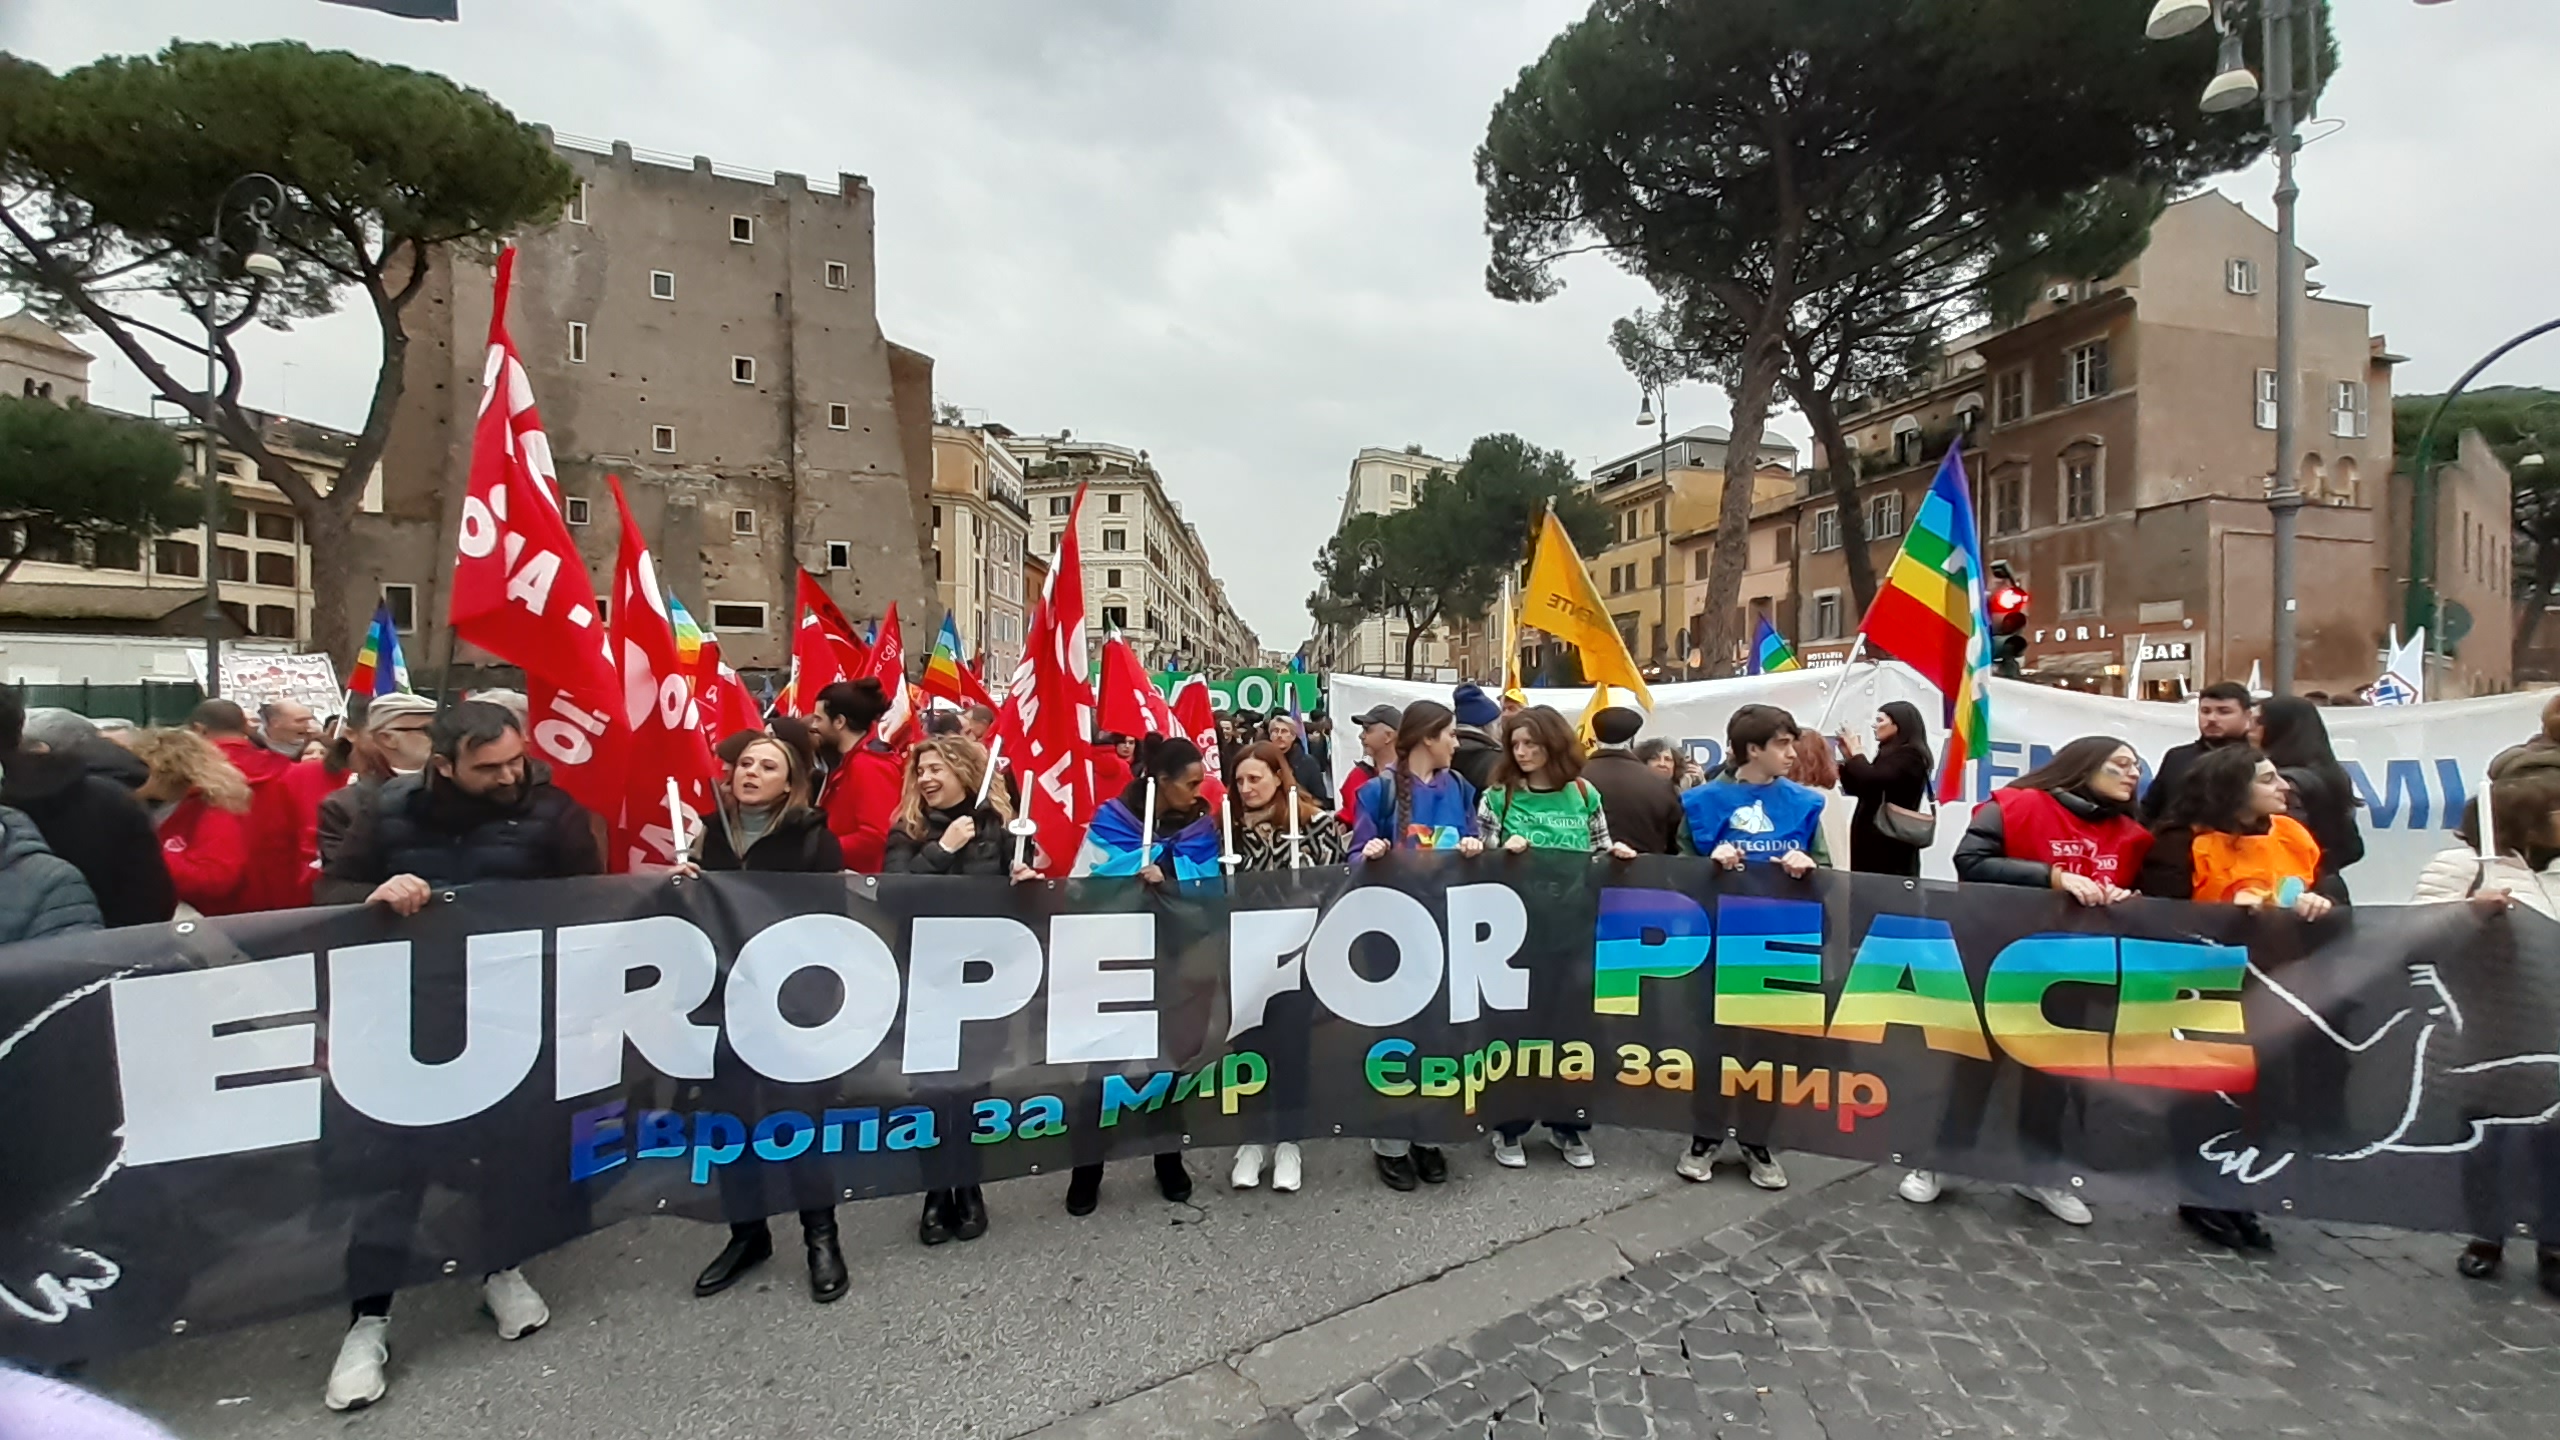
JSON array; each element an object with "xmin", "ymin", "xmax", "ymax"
[{"xmin": 1748, "ymin": 614, "xmax": 1801, "ymax": 675}]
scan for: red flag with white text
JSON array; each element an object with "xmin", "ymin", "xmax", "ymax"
[
  {"xmin": 1096, "ymin": 635, "xmax": 1175, "ymax": 740},
  {"xmin": 606, "ymin": 475, "xmax": 721, "ymax": 869},
  {"xmin": 785, "ymin": 569, "xmax": 870, "ymax": 716},
  {"xmin": 693, "ymin": 631, "xmax": 767, "ymax": 748},
  {"xmin": 995, "ymin": 485, "xmax": 1096, "ymax": 874},
  {"xmin": 867, "ymin": 601, "xmax": 916, "ymax": 746},
  {"xmin": 446, "ymin": 247, "xmax": 624, "ymax": 818},
  {"xmin": 1171, "ymin": 673, "xmax": 1222, "ymax": 782}
]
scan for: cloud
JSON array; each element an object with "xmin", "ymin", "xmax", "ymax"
[{"xmin": 10, "ymin": 0, "xmax": 2555, "ymax": 649}]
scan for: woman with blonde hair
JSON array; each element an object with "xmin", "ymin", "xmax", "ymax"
[
  {"xmin": 687, "ymin": 732, "xmax": 849, "ymax": 1305},
  {"xmin": 130, "ymin": 727, "xmax": 251, "ymax": 916},
  {"xmin": 883, "ymin": 734, "xmax": 1038, "ymax": 1243}
]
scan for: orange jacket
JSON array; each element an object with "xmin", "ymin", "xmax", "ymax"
[{"xmin": 2188, "ymin": 814, "xmax": 2321, "ymax": 905}]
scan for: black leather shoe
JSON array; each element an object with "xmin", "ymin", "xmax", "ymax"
[
  {"xmin": 952, "ymin": 1185, "xmax": 989, "ymax": 1241},
  {"xmin": 2458, "ymin": 1239, "xmax": 2505, "ymax": 1280},
  {"xmin": 2232, "ymin": 1212, "xmax": 2275, "ymax": 1251},
  {"xmin": 2179, "ymin": 1206, "xmax": 2247, "ymax": 1251},
  {"xmin": 1374, "ymin": 1150, "xmax": 1419, "ymax": 1191},
  {"xmin": 2537, "ymin": 1244, "xmax": 2560, "ymax": 1300},
  {"xmin": 1155, "ymin": 1153, "xmax": 1194, "ymax": 1204},
  {"xmin": 694, "ymin": 1223, "xmax": 772, "ymax": 1297},
  {"xmin": 1066, "ymin": 1165, "xmax": 1103, "ymax": 1216},
  {"xmin": 803, "ymin": 1213, "xmax": 848, "ymax": 1304},
  {"xmin": 918, "ymin": 1189, "xmax": 954, "ymax": 1247},
  {"xmin": 1413, "ymin": 1144, "xmax": 1449, "ymax": 1185}
]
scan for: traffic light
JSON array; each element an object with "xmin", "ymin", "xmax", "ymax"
[{"xmin": 1987, "ymin": 561, "xmax": 2030, "ymax": 677}]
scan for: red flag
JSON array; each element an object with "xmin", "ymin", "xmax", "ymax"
[
  {"xmin": 866, "ymin": 601, "xmax": 916, "ymax": 746},
  {"xmin": 693, "ymin": 632, "xmax": 766, "ymax": 749},
  {"xmin": 1096, "ymin": 635, "xmax": 1175, "ymax": 740},
  {"xmin": 606, "ymin": 475, "xmax": 722, "ymax": 870},
  {"xmin": 1171, "ymin": 674, "xmax": 1221, "ymax": 783},
  {"xmin": 448, "ymin": 247, "xmax": 624, "ymax": 818},
  {"xmin": 995, "ymin": 484, "xmax": 1097, "ymax": 875},
  {"xmin": 786, "ymin": 569, "xmax": 870, "ymax": 716}
]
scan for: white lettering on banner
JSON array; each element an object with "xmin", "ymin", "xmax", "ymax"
[
  {"xmin": 1330, "ymin": 669, "xmax": 2550, "ymax": 893},
  {"xmin": 1445, "ymin": 883, "xmax": 1530, "ymax": 1024},
  {"xmin": 1304, "ymin": 887, "xmax": 1445, "ymax": 1028},
  {"xmin": 1046, "ymin": 913, "xmax": 1160, "ymax": 1064},
  {"xmin": 1228, "ymin": 907, "xmax": 1320, "ymax": 1040},
  {"xmin": 904, "ymin": 917, "xmax": 1046, "ymax": 1074},
  {"xmin": 554, "ymin": 918, "xmax": 717, "ymax": 1100},
  {"xmin": 112, "ymin": 956, "xmax": 321, "ymax": 1166},
  {"xmin": 725, "ymin": 914, "xmax": 902, "ymax": 1083},
  {"xmin": 328, "ymin": 936, "xmax": 542, "ymax": 1127}
]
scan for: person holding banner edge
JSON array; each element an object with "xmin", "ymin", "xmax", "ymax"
[
  {"xmin": 884, "ymin": 734, "xmax": 1042, "ymax": 1242},
  {"xmin": 1069, "ymin": 737, "xmax": 1218, "ymax": 1213},
  {"xmin": 681, "ymin": 734, "xmax": 853, "ymax": 1304},
  {"xmin": 1351, "ymin": 700, "xmax": 1485, "ymax": 1190},
  {"xmin": 1675, "ymin": 704, "xmax": 1817, "ymax": 1192},
  {"xmin": 1927, "ymin": 735, "xmax": 2156, "ymax": 1226},
  {"xmin": 1226, "ymin": 742, "xmax": 1348, "ymax": 1193},
  {"xmin": 2411, "ymin": 772, "xmax": 2560, "ymax": 1298},
  {"xmin": 316, "ymin": 701, "xmax": 603, "ymax": 1412},
  {"xmin": 1479, "ymin": 705, "xmax": 1635, "ymax": 1172}
]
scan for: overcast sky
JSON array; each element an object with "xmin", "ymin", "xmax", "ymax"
[{"xmin": 5, "ymin": 1, "xmax": 2554, "ymax": 650}]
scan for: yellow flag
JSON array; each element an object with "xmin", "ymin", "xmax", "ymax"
[{"xmin": 1520, "ymin": 509, "xmax": 1653, "ymax": 709}]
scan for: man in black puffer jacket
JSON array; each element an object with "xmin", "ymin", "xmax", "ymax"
[
  {"xmin": 317, "ymin": 700, "xmax": 600, "ymax": 907},
  {"xmin": 308, "ymin": 699, "xmax": 599, "ymax": 1412}
]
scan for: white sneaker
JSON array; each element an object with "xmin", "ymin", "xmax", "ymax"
[
  {"xmin": 1270, "ymin": 1142, "xmax": 1302, "ymax": 1193},
  {"xmin": 2017, "ymin": 1185, "xmax": 2093, "ymax": 1226},
  {"xmin": 1898, "ymin": 1169, "xmax": 1942, "ymax": 1204},
  {"xmin": 323, "ymin": 1315, "xmax": 389, "ymax": 1412},
  {"xmin": 482, "ymin": 1268, "xmax": 549, "ymax": 1340},
  {"xmin": 1231, "ymin": 1144, "xmax": 1266, "ymax": 1189},
  {"xmin": 1676, "ymin": 1139, "xmax": 1719, "ymax": 1182},
  {"xmin": 1491, "ymin": 1133, "xmax": 1529, "ymax": 1168},
  {"xmin": 1550, "ymin": 1131, "xmax": 1596, "ymax": 1169},
  {"xmin": 1741, "ymin": 1145, "xmax": 1789, "ymax": 1191}
]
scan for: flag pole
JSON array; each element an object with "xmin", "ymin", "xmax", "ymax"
[
  {"xmin": 2126, "ymin": 634, "xmax": 2146, "ymax": 706},
  {"xmin": 1809, "ymin": 634, "xmax": 1870, "ymax": 735}
]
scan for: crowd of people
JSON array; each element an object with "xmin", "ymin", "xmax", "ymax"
[{"xmin": 2, "ymin": 669, "xmax": 2557, "ymax": 1415}]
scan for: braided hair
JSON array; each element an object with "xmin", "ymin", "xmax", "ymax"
[{"xmin": 1390, "ymin": 700, "xmax": 1455, "ymax": 844}]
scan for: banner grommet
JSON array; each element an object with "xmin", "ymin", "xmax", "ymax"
[
  {"xmin": 170, "ymin": 1320, "xmax": 186, "ymax": 1335},
  {"xmin": 441, "ymin": 1260, "xmax": 458, "ymax": 1275}
]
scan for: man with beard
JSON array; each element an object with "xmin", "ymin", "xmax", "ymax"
[
  {"xmin": 2139, "ymin": 680, "xmax": 2254, "ymax": 826},
  {"xmin": 313, "ymin": 700, "xmax": 601, "ymax": 1410}
]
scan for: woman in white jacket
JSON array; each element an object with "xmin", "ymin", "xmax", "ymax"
[{"xmin": 2409, "ymin": 771, "xmax": 2560, "ymax": 1300}]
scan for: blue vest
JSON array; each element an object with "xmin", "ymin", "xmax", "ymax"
[{"xmin": 1681, "ymin": 777, "xmax": 1825, "ymax": 862}]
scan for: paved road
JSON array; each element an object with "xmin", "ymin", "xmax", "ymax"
[
  {"xmin": 1249, "ymin": 1167, "xmax": 2560, "ymax": 1440},
  {"xmin": 90, "ymin": 1129, "xmax": 1732, "ymax": 1439}
]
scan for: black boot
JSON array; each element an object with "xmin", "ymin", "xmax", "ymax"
[
  {"xmin": 2539, "ymin": 1244, "xmax": 2560, "ymax": 1300},
  {"xmin": 2458, "ymin": 1238, "xmax": 2505, "ymax": 1280},
  {"xmin": 1374, "ymin": 1149, "xmax": 1419, "ymax": 1191},
  {"xmin": 803, "ymin": 1211, "xmax": 848, "ymax": 1305},
  {"xmin": 918, "ymin": 1189, "xmax": 954, "ymax": 1247},
  {"xmin": 694, "ymin": 1221, "xmax": 772, "ymax": 1297},
  {"xmin": 952, "ymin": 1185, "xmax": 989, "ymax": 1241},
  {"xmin": 2179, "ymin": 1206, "xmax": 2247, "ymax": 1251},
  {"xmin": 1155, "ymin": 1152, "xmax": 1194, "ymax": 1203},
  {"xmin": 2230, "ymin": 1211, "xmax": 2274, "ymax": 1251},
  {"xmin": 1413, "ymin": 1144, "xmax": 1449, "ymax": 1185},
  {"xmin": 1066, "ymin": 1164, "xmax": 1104, "ymax": 1216}
]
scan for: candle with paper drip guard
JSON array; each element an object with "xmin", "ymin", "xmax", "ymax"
[
  {"xmin": 1008, "ymin": 772, "xmax": 1037, "ymax": 872},
  {"xmin": 1219, "ymin": 788, "xmax": 1239, "ymax": 875},
  {"xmin": 1138, "ymin": 777, "xmax": 1158, "ymax": 878},
  {"xmin": 1286, "ymin": 784, "xmax": 1303, "ymax": 869}
]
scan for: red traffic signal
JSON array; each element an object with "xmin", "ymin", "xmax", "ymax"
[{"xmin": 1987, "ymin": 575, "xmax": 2029, "ymax": 639}]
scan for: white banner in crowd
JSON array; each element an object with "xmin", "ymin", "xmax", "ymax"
[{"xmin": 1328, "ymin": 666, "xmax": 2546, "ymax": 896}]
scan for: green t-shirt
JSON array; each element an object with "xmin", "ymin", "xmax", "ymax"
[{"xmin": 1478, "ymin": 780, "xmax": 1609, "ymax": 853}]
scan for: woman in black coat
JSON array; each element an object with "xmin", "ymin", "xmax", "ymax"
[
  {"xmin": 882, "ymin": 735, "xmax": 1038, "ymax": 1245},
  {"xmin": 2253, "ymin": 695, "xmax": 2363, "ymax": 898},
  {"xmin": 688, "ymin": 734, "xmax": 850, "ymax": 1305},
  {"xmin": 1835, "ymin": 700, "xmax": 1934, "ymax": 876}
]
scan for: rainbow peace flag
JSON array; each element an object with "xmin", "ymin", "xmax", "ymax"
[
  {"xmin": 919, "ymin": 610, "xmax": 970, "ymax": 703},
  {"xmin": 1857, "ymin": 447, "xmax": 1992, "ymax": 801},
  {"xmin": 666, "ymin": 591, "xmax": 705, "ymax": 678},
  {"xmin": 346, "ymin": 600, "xmax": 410, "ymax": 697},
  {"xmin": 1748, "ymin": 614, "xmax": 1801, "ymax": 675}
]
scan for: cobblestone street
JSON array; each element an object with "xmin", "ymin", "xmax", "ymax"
[{"xmin": 1255, "ymin": 1168, "xmax": 2560, "ymax": 1440}]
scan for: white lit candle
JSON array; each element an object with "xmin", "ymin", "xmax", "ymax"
[
  {"xmin": 1286, "ymin": 787, "xmax": 1303, "ymax": 870},
  {"xmin": 1138, "ymin": 777, "xmax": 1158, "ymax": 874},
  {"xmin": 975, "ymin": 736, "xmax": 1004, "ymax": 809},
  {"xmin": 1220, "ymin": 788, "xmax": 1239, "ymax": 875}
]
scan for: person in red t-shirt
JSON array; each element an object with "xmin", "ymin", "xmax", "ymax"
[
  {"xmin": 190, "ymin": 699, "xmax": 329, "ymax": 911},
  {"xmin": 811, "ymin": 679, "xmax": 900, "ymax": 873},
  {"xmin": 130, "ymin": 727, "xmax": 252, "ymax": 915}
]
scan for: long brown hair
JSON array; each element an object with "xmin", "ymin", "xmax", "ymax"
[
  {"xmin": 130, "ymin": 728, "xmax": 250, "ymax": 814},
  {"xmin": 894, "ymin": 735, "xmax": 1013, "ymax": 834},
  {"xmin": 1232, "ymin": 742, "xmax": 1321, "ymax": 829},
  {"xmin": 1392, "ymin": 700, "xmax": 1456, "ymax": 840},
  {"xmin": 1490, "ymin": 705, "xmax": 1584, "ymax": 791}
]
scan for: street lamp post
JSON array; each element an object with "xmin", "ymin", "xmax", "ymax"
[
  {"xmin": 1357, "ymin": 537, "xmax": 1385, "ymax": 678},
  {"xmin": 1636, "ymin": 388, "xmax": 1676, "ymax": 678},
  {"xmin": 189, "ymin": 173, "xmax": 290, "ymax": 699}
]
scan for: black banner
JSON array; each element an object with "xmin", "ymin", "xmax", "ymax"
[{"xmin": 4, "ymin": 855, "xmax": 2556, "ymax": 1361}]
